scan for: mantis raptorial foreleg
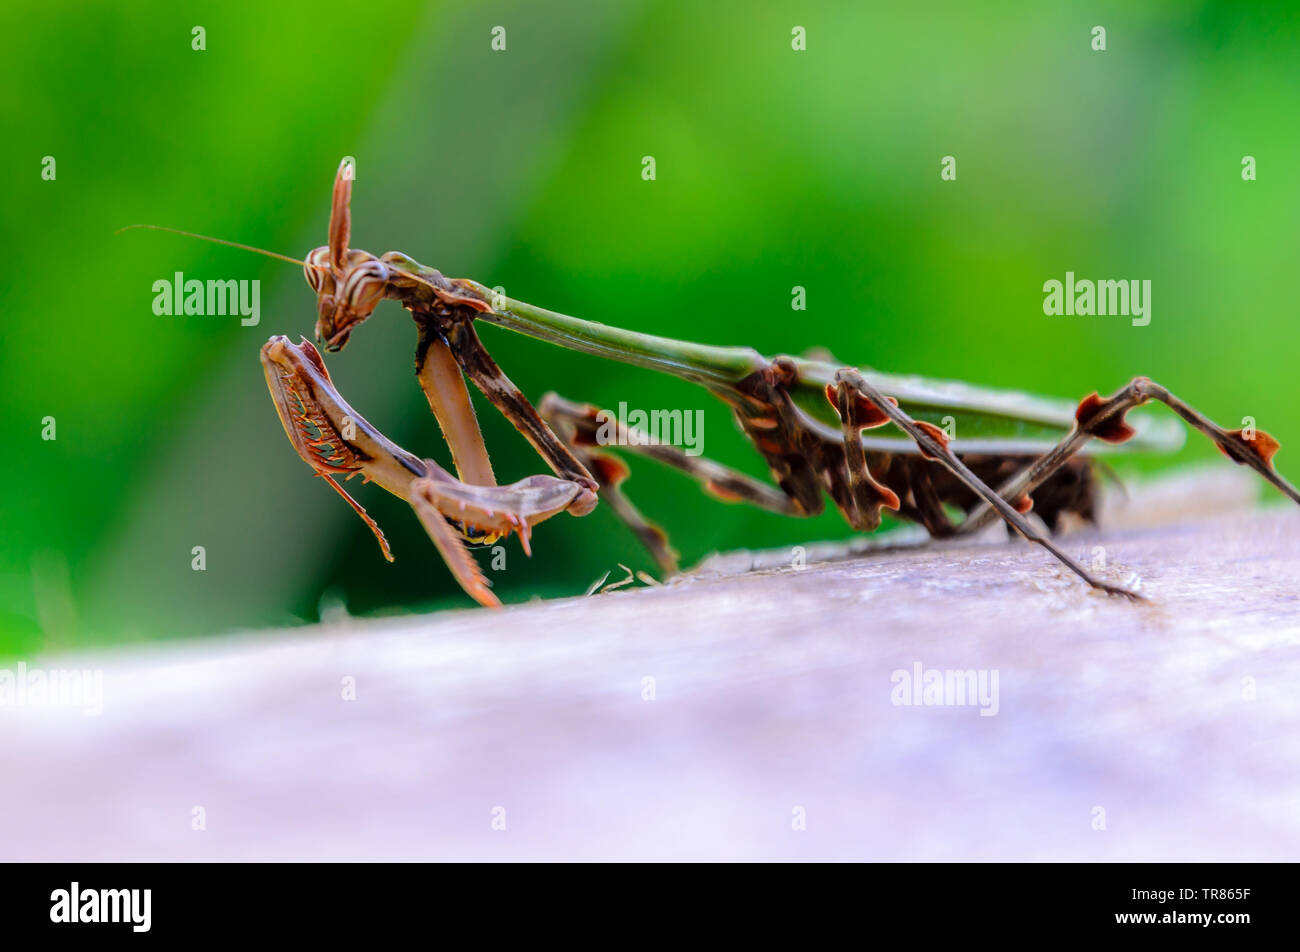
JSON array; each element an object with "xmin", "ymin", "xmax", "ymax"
[
  {"xmin": 407, "ymin": 462, "xmax": 593, "ymax": 606},
  {"xmin": 261, "ymin": 335, "xmax": 595, "ymax": 607},
  {"xmin": 413, "ymin": 326, "xmax": 497, "ymax": 487},
  {"xmin": 262, "ymin": 161, "xmax": 604, "ymax": 603},
  {"xmin": 829, "ymin": 367, "xmax": 1143, "ymax": 599},
  {"xmin": 434, "ymin": 317, "xmax": 599, "ymax": 493},
  {"xmin": 956, "ymin": 376, "xmax": 1300, "ymax": 536}
]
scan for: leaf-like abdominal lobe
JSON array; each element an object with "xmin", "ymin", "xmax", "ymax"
[
  {"xmin": 824, "ymin": 383, "xmax": 897, "ymax": 429},
  {"xmin": 1220, "ymin": 428, "xmax": 1281, "ymax": 469},
  {"xmin": 1075, "ymin": 392, "xmax": 1136, "ymax": 444}
]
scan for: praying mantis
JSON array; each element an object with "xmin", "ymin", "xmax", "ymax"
[{"xmin": 130, "ymin": 160, "xmax": 1300, "ymax": 607}]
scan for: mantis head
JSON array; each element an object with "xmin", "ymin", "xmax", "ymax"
[{"xmin": 307, "ymin": 158, "xmax": 392, "ymax": 352}]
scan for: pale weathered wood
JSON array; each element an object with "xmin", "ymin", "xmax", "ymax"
[{"xmin": 2, "ymin": 469, "xmax": 1297, "ymax": 860}]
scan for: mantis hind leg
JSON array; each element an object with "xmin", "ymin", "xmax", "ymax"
[
  {"xmin": 956, "ymin": 376, "xmax": 1300, "ymax": 536},
  {"xmin": 829, "ymin": 368, "xmax": 1143, "ymax": 600}
]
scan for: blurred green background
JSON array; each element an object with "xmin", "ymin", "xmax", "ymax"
[{"xmin": 3, "ymin": 1, "xmax": 1297, "ymax": 653}]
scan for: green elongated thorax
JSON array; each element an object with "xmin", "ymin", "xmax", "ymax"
[
  {"xmin": 461, "ymin": 279, "xmax": 1183, "ymax": 455},
  {"xmin": 476, "ymin": 286, "xmax": 769, "ymax": 385}
]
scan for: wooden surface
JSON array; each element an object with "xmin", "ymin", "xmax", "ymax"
[{"xmin": 3, "ymin": 469, "xmax": 1298, "ymax": 861}]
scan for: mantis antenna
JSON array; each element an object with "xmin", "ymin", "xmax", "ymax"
[
  {"xmin": 116, "ymin": 222, "xmax": 442, "ymax": 292},
  {"xmin": 116, "ymin": 223, "xmax": 325, "ymax": 273}
]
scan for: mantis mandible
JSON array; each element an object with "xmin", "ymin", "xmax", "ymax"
[{"xmin": 127, "ymin": 160, "xmax": 1300, "ymax": 607}]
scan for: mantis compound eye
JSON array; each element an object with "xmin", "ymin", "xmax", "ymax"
[
  {"xmin": 304, "ymin": 246, "xmax": 333, "ymax": 294},
  {"xmin": 341, "ymin": 259, "xmax": 391, "ymax": 315}
]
